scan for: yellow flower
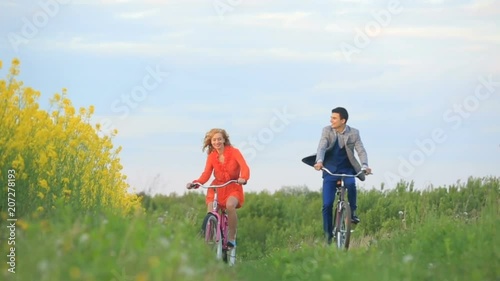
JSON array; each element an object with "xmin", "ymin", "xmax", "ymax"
[
  {"xmin": 148, "ymin": 256, "xmax": 160, "ymax": 268},
  {"xmin": 16, "ymin": 220, "xmax": 29, "ymax": 231},
  {"xmin": 1, "ymin": 58, "xmax": 142, "ymax": 216},
  {"xmin": 135, "ymin": 272, "xmax": 149, "ymax": 281},
  {"xmin": 37, "ymin": 192, "xmax": 45, "ymax": 199},
  {"xmin": 69, "ymin": 267, "xmax": 81, "ymax": 279},
  {"xmin": 38, "ymin": 152, "xmax": 48, "ymax": 166},
  {"xmin": 10, "ymin": 58, "xmax": 20, "ymax": 75},
  {"xmin": 39, "ymin": 179, "xmax": 49, "ymax": 190},
  {"xmin": 63, "ymin": 189, "xmax": 71, "ymax": 198}
]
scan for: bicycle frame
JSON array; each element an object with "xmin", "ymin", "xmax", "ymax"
[
  {"xmin": 322, "ymin": 168, "xmax": 365, "ymax": 250},
  {"xmin": 193, "ymin": 180, "xmax": 238, "ymax": 265}
]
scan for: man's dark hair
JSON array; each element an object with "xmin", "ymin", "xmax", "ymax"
[{"xmin": 332, "ymin": 107, "xmax": 349, "ymax": 122}]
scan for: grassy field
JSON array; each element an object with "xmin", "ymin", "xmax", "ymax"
[{"xmin": 2, "ymin": 179, "xmax": 499, "ymax": 281}]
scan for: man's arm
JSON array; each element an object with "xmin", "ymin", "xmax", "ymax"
[
  {"xmin": 315, "ymin": 126, "xmax": 330, "ymax": 165},
  {"xmin": 353, "ymin": 131, "xmax": 369, "ymax": 169}
]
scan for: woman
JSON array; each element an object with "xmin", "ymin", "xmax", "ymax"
[{"xmin": 186, "ymin": 128, "xmax": 250, "ymax": 249}]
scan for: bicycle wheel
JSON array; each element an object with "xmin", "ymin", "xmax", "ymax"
[
  {"xmin": 227, "ymin": 247, "xmax": 236, "ymax": 266},
  {"xmin": 203, "ymin": 213, "xmax": 223, "ymax": 260},
  {"xmin": 221, "ymin": 216, "xmax": 236, "ymax": 266},
  {"xmin": 335, "ymin": 202, "xmax": 352, "ymax": 250}
]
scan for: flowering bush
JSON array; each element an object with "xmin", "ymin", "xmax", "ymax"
[{"xmin": 0, "ymin": 58, "xmax": 141, "ymax": 217}]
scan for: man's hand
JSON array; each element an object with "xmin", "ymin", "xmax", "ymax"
[
  {"xmin": 363, "ymin": 167, "xmax": 372, "ymax": 175},
  {"xmin": 186, "ymin": 182, "xmax": 198, "ymax": 189},
  {"xmin": 314, "ymin": 162, "xmax": 323, "ymax": 171},
  {"xmin": 237, "ymin": 178, "xmax": 247, "ymax": 185}
]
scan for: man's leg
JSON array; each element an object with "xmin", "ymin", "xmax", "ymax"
[
  {"xmin": 226, "ymin": 196, "xmax": 239, "ymax": 247},
  {"xmin": 345, "ymin": 177, "xmax": 359, "ymax": 223},
  {"xmin": 322, "ymin": 180, "xmax": 336, "ymax": 243}
]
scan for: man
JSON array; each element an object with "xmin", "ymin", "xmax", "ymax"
[{"xmin": 313, "ymin": 107, "xmax": 371, "ymax": 244}]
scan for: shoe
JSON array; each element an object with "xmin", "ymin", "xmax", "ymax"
[
  {"xmin": 326, "ymin": 233, "xmax": 333, "ymax": 245},
  {"xmin": 351, "ymin": 215, "xmax": 360, "ymax": 224},
  {"xmin": 227, "ymin": 241, "xmax": 236, "ymax": 249}
]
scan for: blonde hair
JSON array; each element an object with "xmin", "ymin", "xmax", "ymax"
[{"xmin": 202, "ymin": 128, "xmax": 232, "ymax": 154}]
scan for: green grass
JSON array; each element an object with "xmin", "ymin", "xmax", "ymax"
[
  {"xmin": 237, "ymin": 204, "xmax": 499, "ymax": 281},
  {"xmin": 2, "ymin": 178, "xmax": 499, "ymax": 281},
  {"xmin": 2, "ymin": 211, "xmax": 239, "ymax": 281}
]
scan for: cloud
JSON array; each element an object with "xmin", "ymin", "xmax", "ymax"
[
  {"xmin": 115, "ymin": 10, "xmax": 157, "ymax": 19},
  {"xmin": 384, "ymin": 26, "xmax": 500, "ymax": 43},
  {"xmin": 38, "ymin": 36, "xmax": 345, "ymax": 63}
]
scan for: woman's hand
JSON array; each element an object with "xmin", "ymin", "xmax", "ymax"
[{"xmin": 237, "ymin": 178, "xmax": 247, "ymax": 185}]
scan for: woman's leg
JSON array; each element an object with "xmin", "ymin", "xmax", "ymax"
[{"xmin": 225, "ymin": 196, "xmax": 239, "ymax": 242}]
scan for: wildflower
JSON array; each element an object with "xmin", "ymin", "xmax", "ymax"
[
  {"xmin": 135, "ymin": 272, "xmax": 149, "ymax": 281},
  {"xmin": 16, "ymin": 219, "xmax": 29, "ymax": 231},
  {"xmin": 69, "ymin": 267, "xmax": 81, "ymax": 279},
  {"xmin": 39, "ymin": 179, "xmax": 49, "ymax": 190},
  {"xmin": 37, "ymin": 260, "xmax": 49, "ymax": 273},
  {"xmin": 63, "ymin": 189, "xmax": 71, "ymax": 198},
  {"xmin": 53, "ymin": 93, "xmax": 61, "ymax": 102},
  {"xmin": 148, "ymin": 256, "xmax": 160, "ymax": 268},
  {"xmin": 402, "ymin": 254, "xmax": 413, "ymax": 263},
  {"xmin": 79, "ymin": 233, "xmax": 89, "ymax": 244}
]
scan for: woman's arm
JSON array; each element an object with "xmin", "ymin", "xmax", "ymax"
[{"xmin": 233, "ymin": 148, "xmax": 250, "ymax": 181}]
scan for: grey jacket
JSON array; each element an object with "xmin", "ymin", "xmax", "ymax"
[{"xmin": 316, "ymin": 125, "xmax": 369, "ymax": 181}]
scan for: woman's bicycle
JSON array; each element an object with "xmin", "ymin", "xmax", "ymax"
[
  {"xmin": 322, "ymin": 168, "xmax": 368, "ymax": 250},
  {"xmin": 189, "ymin": 180, "xmax": 239, "ymax": 266}
]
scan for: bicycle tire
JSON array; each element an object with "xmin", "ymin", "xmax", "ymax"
[
  {"xmin": 222, "ymin": 225, "xmax": 228, "ymax": 263},
  {"xmin": 203, "ymin": 213, "xmax": 223, "ymax": 260},
  {"xmin": 335, "ymin": 202, "xmax": 352, "ymax": 250},
  {"xmin": 221, "ymin": 216, "xmax": 236, "ymax": 266}
]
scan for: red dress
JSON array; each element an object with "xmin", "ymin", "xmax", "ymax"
[{"xmin": 194, "ymin": 145, "xmax": 250, "ymax": 208}]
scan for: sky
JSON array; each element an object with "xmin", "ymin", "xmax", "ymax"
[{"xmin": 1, "ymin": 0, "xmax": 499, "ymax": 196}]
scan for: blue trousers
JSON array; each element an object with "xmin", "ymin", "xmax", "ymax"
[{"xmin": 322, "ymin": 177, "xmax": 357, "ymax": 238}]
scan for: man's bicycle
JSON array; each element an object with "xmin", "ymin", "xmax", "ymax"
[
  {"xmin": 322, "ymin": 168, "xmax": 368, "ymax": 250},
  {"xmin": 189, "ymin": 180, "xmax": 239, "ymax": 266}
]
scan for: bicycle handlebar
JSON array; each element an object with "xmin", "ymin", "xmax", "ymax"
[
  {"xmin": 321, "ymin": 167, "xmax": 371, "ymax": 177},
  {"xmin": 188, "ymin": 179, "xmax": 242, "ymax": 189}
]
